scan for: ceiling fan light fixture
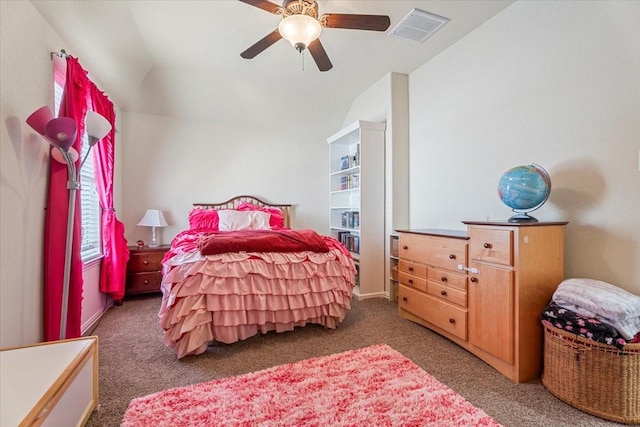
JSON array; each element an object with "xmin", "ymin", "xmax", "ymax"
[{"xmin": 278, "ymin": 14, "xmax": 321, "ymax": 52}]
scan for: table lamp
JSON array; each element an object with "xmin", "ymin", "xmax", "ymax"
[{"xmin": 137, "ymin": 209, "xmax": 168, "ymax": 247}]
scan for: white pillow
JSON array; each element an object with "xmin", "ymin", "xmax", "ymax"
[{"xmin": 217, "ymin": 210, "xmax": 271, "ymax": 232}]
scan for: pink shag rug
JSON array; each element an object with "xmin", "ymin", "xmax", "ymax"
[{"xmin": 121, "ymin": 344, "xmax": 501, "ymax": 426}]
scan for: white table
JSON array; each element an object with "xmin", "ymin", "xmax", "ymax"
[{"xmin": 0, "ymin": 336, "xmax": 98, "ymax": 426}]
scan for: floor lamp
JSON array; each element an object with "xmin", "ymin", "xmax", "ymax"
[{"xmin": 27, "ymin": 107, "xmax": 112, "ymax": 340}]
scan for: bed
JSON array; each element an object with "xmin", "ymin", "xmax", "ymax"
[{"xmin": 158, "ymin": 195, "xmax": 357, "ymax": 358}]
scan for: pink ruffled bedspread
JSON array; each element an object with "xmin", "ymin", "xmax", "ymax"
[{"xmin": 159, "ymin": 229, "xmax": 356, "ymax": 358}]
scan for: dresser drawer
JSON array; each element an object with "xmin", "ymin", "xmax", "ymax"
[
  {"xmin": 423, "ymin": 236, "xmax": 468, "ymax": 271},
  {"xmin": 398, "ymin": 271, "xmax": 427, "ymax": 292},
  {"xmin": 398, "ymin": 259, "xmax": 427, "ymax": 278},
  {"xmin": 427, "ymin": 281, "xmax": 467, "ymax": 308},
  {"xmin": 469, "ymin": 227, "xmax": 513, "ymax": 266},
  {"xmin": 400, "ymin": 234, "xmax": 467, "ymax": 271},
  {"xmin": 427, "ymin": 267, "xmax": 467, "ymax": 292},
  {"xmin": 126, "ymin": 272, "xmax": 162, "ymax": 294},
  {"xmin": 128, "ymin": 251, "xmax": 164, "ymax": 272},
  {"xmin": 399, "ymin": 285, "xmax": 467, "ymax": 340},
  {"xmin": 398, "ymin": 234, "xmax": 429, "ymax": 264}
]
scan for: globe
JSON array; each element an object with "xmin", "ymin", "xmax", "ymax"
[{"xmin": 498, "ymin": 164, "xmax": 551, "ymax": 223}]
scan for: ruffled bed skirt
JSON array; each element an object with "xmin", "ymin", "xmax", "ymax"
[{"xmin": 159, "ymin": 249, "xmax": 356, "ymax": 358}]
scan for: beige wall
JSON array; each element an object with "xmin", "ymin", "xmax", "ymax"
[
  {"xmin": 120, "ymin": 113, "xmax": 331, "ymax": 245},
  {"xmin": 408, "ymin": 1, "xmax": 640, "ymax": 292},
  {"xmin": 0, "ymin": 1, "xmax": 124, "ymax": 347},
  {"xmin": 341, "ymin": 72, "xmax": 410, "ymax": 296},
  {"xmin": 0, "ymin": 1, "xmax": 53, "ymax": 346}
]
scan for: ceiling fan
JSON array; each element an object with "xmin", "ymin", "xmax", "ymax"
[{"xmin": 239, "ymin": 0, "xmax": 391, "ymax": 72}]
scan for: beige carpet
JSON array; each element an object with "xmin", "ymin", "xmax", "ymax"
[{"xmin": 86, "ymin": 295, "xmax": 623, "ymax": 427}]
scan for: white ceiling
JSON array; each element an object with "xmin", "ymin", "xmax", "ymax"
[{"xmin": 31, "ymin": 0, "xmax": 513, "ymax": 130}]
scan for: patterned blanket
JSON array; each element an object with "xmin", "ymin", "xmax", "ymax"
[{"xmin": 541, "ymin": 301, "xmax": 640, "ymax": 349}]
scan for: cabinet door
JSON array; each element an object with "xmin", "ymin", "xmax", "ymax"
[{"xmin": 468, "ymin": 262, "xmax": 514, "ymax": 364}]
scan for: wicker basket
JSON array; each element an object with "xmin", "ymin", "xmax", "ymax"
[{"xmin": 542, "ymin": 322, "xmax": 640, "ymax": 424}]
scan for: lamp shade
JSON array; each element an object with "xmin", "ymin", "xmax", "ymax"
[
  {"xmin": 278, "ymin": 14, "xmax": 322, "ymax": 51},
  {"xmin": 44, "ymin": 117, "xmax": 77, "ymax": 150},
  {"xmin": 137, "ymin": 209, "xmax": 168, "ymax": 227},
  {"xmin": 26, "ymin": 106, "xmax": 54, "ymax": 135},
  {"xmin": 51, "ymin": 146, "xmax": 79, "ymax": 164},
  {"xmin": 86, "ymin": 110, "xmax": 112, "ymax": 145}
]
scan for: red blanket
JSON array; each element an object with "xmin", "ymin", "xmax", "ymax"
[{"xmin": 198, "ymin": 229, "xmax": 330, "ymax": 255}]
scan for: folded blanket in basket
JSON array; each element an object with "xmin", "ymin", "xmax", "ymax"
[
  {"xmin": 552, "ymin": 278, "xmax": 640, "ymax": 340},
  {"xmin": 541, "ymin": 301, "xmax": 626, "ymax": 349}
]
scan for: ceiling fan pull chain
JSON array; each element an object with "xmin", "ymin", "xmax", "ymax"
[{"xmin": 301, "ymin": 49, "xmax": 304, "ymax": 71}]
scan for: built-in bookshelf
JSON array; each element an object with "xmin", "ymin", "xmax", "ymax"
[
  {"xmin": 328, "ymin": 120, "xmax": 386, "ymax": 298},
  {"xmin": 389, "ymin": 234, "xmax": 399, "ymax": 302}
]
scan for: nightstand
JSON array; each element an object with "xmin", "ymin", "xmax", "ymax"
[{"xmin": 126, "ymin": 245, "xmax": 170, "ymax": 296}]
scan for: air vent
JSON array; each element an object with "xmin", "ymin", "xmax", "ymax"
[{"xmin": 389, "ymin": 8, "xmax": 449, "ymax": 43}]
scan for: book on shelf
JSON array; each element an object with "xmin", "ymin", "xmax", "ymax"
[
  {"xmin": 340, "ymin": 155, "xmax": 350, "ymax": 170},
  {"xmin": 339, "ymin": 211, "xmax": 359, "ymax": 229},
  {"xmin": 336, "ymin": 231, "xmax": 359, "ymax": 254},
  {"xmin": 339, "ymin": 175, "xmax": 359, "ymax": 191}
]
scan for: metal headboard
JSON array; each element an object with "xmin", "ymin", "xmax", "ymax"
[{"xmin": 193, "ymin": 195, "xmax": 291, "ymax": 228}]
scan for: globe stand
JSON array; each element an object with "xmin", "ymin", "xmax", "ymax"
[
  {"xmin": 498, "ymin": 163, "xmax": 551, "ymax": 225},
  {"xmin": 507, "ymin": 212, "xmax": 539, "ymax": 223}
]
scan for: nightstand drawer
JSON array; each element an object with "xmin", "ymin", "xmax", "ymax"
[
  {"xmin": 126, "ymin": 272, "xmax": 162, "ymax": 294},
  {"xmin": 128, "ymin": 252, "xmax": 164, "ymax": 272}
]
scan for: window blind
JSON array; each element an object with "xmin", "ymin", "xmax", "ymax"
[{"xmin": 54, "ymin": 80, "xmax": 102, "ymax": 262}]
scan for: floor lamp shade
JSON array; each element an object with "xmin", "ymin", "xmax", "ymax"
[
  {"xmin": 51, "ymin": 147, "xmax": 80, "ymax": 164},
  {"xmin": 86, "ymin": 110, "xmax": 112, "ymax": 144},
  {"xmin": 137, "ymin": 210, "xmax": 168, "ymax": 247},
  {"xmin": 44, "ymin": 117, "xmax": 77, "ymax": 150},
  {"xmin": 26, "ymin": 106, "xmax": 54, "ymax": 135}
]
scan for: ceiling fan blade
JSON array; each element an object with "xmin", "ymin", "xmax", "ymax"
[
  {"xmin": 238, "ymin": 0, "xmax": 282, "ymax": 14},
  {"xmin": 241, "ymin": 29, "xmax": 282, "ymax": 59},
  {"xmin": 308, "ymin": 39, "xmax": 332, "ymax": 72},
  {"xmin": 321, "ymin": 14, "xmax": 391, "ymax": 31}
]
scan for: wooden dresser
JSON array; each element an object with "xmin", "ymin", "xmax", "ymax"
[
  {"xmin": 126, "ymin": 245, "xmax": 170, "ymax": 296},
  {"xmin": 397, "ymin": 221, "xmax": 567, "ymax": 383}
]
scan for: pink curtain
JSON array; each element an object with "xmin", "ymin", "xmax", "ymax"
[
  {"xmin": 43, "ymin": 57, "xmax": 89, "ymax": 341},
  {"xmin": 89, "ymin": 86, "xmax": 130, "ymax": 301}
]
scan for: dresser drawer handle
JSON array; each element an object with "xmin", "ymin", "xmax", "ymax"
[
  {"xmin": 144, "ymin": 280, "xmax": 149, "ymax": 284},
  {"xmin": 402, "ymin": 297, "xmax": 408, "ymax": 302},
  {"xmin": 449, "ymin": 254, "xmax": 456, "ymax": 259},
  {"xmin": 470, "ymin": 277, "xmax": 478, "ymax": 283},
  {"xmin": 408, "ymin": 267, "xmax": 414, "ymax": 272},
  {"xmin": 408, "ymin": 279, "xmax": 414, "ymax": 284},
  {"xmin": 440, "ymin": 276, "xmax": 447, "ymax": 282},
  {"xmin": 449, "ymin": 318, "xmax": 455, "ymax": 324},
  {"xmin": 402, "ymin": 245, "xmax": 408, "ymax": 250},
  {"xmin": 483, "ymin": 242, "xmax": 492, "ymax": 249},
  {"xmin": 143, "ymin": 260, "xmax": 149, "ymax": 265},
  {"xmin": 440, "ymin": 290, "xmax": 447, "ymax": 296}
]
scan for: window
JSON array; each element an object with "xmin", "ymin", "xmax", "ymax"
[
  {"xmin": 54, "ymin": 78, "xmax": 102, "ymax": 262},
  {"xmin": 78, "ymin": 136, "xmax": 102, "ymax": 261}
]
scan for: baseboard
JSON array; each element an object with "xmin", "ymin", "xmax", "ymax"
[
  {"xmin": 354, "ymin": 291, "xmax": 387, "ymax": 300},
  {"xmin": 82, "ymin": 298, "xmax": 113, "ymax": 336}
]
